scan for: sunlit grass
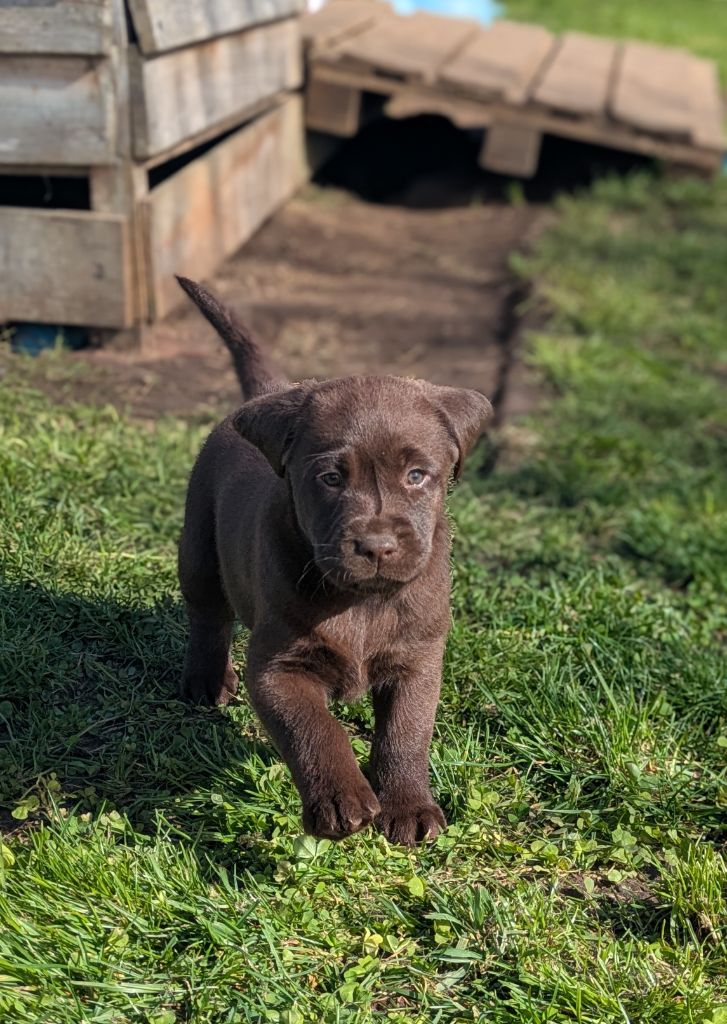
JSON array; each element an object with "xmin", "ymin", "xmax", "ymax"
[{"xmin": 1, "ymin": 171, "xmax": 726, "ymax": 1022}]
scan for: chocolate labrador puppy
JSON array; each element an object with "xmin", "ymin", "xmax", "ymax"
[{"xmin": 176, "ymin": 277, "xmax": 492, "ymax": 845}]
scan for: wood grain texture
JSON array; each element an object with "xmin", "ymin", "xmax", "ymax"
[
  {"xmin": 439, "ymin": 20, "xmax": 555, "ymax": 104},
  {"xmin": 130, "ymin": 19, "xmax": 302, "ymax": 160},
  {"xmin": 688, "ymin": 56, "xmax": 725, "ymax": 151},
  {"xmin": 331, "ymin": 11, "xmax": 476, "ymax": 84},
  {"xmin": 146, "ymin": 95, "xmax": 306, "ymax": 318},
  {"xmin": 301, "ymin": 1, "xmax": 382, "ymax": 53},
  {"xmin": 311, "ymin": 59, "xmax": 722, "ymax": 174},
  {"xmin": 127, "ymin": 0, "xmax": 304, "ymax": 55},
  {"xmin": 533, "ymin": 31, "xmax": 617, "ymax": 117},
  {"xmin": 385, "ymin": 88, "xmax": 490, "ymax": 129},
  {"xmin": 0, "ymin": 54, "xmax": 117, "ymax": 164},
  {"xmin": 306, "ymin": 75, "xmax": 361, "ymax": 135},
  {"xmin": 482, "ymin": 102, "xmax": 722, "ymax": 173},
  {"xmin": 0, "ymin": 0, "xmax": 113, "ymax": 55},
  {"xmin": 480, "ymin": 121, "xmax": 542, "ymax": 176},
  {"xmin": 611, "ymin": 41, "xmax": 695, "ymax": 138},
  {"xmin": 0, "ymin": 208, "xmax": 132, "ymax": 327}
]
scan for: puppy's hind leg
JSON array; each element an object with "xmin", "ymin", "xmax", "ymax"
[{"xmin": 178, "ymin": 510, "xmax": 238, "ymax": 707}]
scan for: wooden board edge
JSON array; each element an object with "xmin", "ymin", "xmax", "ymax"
[
  {"xmin": 306, "ymin": 77, "xmax": 362, "ymax": 136},
  {"xmin": 302, "ymin": 7, "xmax": 383, "ymax": 55},
  {"xmin": 310, "ymin": 60, "xmax": 722, "ymax": 173},
  {"xmin": 125, "ymin": 0, "xmax": 158, "ymax": 57},
  {"xmin": 127, "ymin": 0, "xmax": 306, "ymax": 56},
  {"xmin": 0, "ymin": 53, "xmax": 120, "ymax": 167},
  {"xmin": 480, "ymin": 121, "xmax": 542, "ymax": 177},
  {"xmin": 0, "ymin": 3, "xmax": 114, "ymax": 56},
  {"xmin": 128, "ymin": 46, "xmax": 151, "ymax": 163},
  {"xmin": 141, "ymin": 92, "xmax": 290, "ymax": 171},
  {"xmin": 129, "ymin": 20, "xmax": 303, "ymax": 161},
  {"xmin": 385, "ymin": 89, "xmax": 490, "ymax": 128},
  {"xmin": 0, "ymin": 208, "xmax": 134, "ymax": 329}
]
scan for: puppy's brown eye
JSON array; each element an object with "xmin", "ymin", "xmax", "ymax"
[
  {"xmin": 321, "ymin": 471, "xmax": 343, "ymax": 488},
  {"xmin": 407, "ymin": 469, "xmax": 427, "ymax": 485}
]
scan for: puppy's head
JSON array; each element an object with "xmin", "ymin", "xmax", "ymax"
[{"xmin": 234, "ymin": 376, "xmax": 491, "ymax": 592}]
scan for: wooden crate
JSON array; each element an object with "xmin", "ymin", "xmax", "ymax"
[{"xmin": 0, "ymin": 0, "xmax": 306, "ymax": 332}]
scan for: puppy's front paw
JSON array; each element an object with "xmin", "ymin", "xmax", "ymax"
[
  {"xmin": 303, "ymin": 774, "xmax": 381, "ymax": 840},
  {"xmin": 181, "ymin": 660, "xmax": 239, "ymax": 707},
  {"xmin": 375, "ymin": 798, "xmax": 446, "ymax": 846}
]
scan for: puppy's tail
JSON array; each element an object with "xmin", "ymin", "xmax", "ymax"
[{"xmin": 176, "ymin": 276, "xmax": 286, "ymax": 399}]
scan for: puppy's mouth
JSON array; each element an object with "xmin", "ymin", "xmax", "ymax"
[
  {"xmin": 334, "ymin": 571, "xmax": 410, "ymax": 594},
  {"xmin": 313, "ymin": 556, "xmax": 425, "ymax": 594}
]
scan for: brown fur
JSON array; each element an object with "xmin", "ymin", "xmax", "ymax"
[{"xmin": 176, "ymin": 277, "xmax": 492, "ymax": 844}]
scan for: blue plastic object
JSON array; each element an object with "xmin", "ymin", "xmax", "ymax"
[
  {"xmin": 393, "ymin": 0, "xmax": 501, "ymax": 22},
  {"xmin": 10, "ymin": 324, "xmax": 89, "ymax": 356}
]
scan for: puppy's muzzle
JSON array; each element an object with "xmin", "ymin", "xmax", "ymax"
[
  {"xmin": 352, "ymin": 532, "xmax": 398, "ymax": 567},
  {"xmin": 326, "ymin": 520, "xmax": 427, "ymax": 588}
]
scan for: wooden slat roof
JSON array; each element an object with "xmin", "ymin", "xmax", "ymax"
[
  {"xmin": 306, "ymin": 2, "xmax": 726, "ymax": 159},
  {"xmin": 532, "ymin": 32, "xmax": 617, "ymax": 117},
  {"xmin": 439, "ymin": 21, "xmax": 555, "ymax": 105}
]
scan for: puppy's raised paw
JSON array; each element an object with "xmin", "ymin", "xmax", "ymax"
[
  {"xmin": 375, "ymin": 800, "xmax": 447, "ymax": 846},
  {"xmin": 303, "ymin": 774, "xmax": 381, "ymax": 840}
]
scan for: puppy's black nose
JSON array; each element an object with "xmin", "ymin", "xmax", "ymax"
[{"xmin": 354, "ymin": 534, "xmax": 397, "ymax": 564}]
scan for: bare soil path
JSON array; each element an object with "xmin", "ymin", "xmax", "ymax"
[{"xmin": 4, "ymin": 185, "xmax": 544, "ymax": 422}]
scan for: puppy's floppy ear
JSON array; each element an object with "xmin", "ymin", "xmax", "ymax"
[
  {"xmin": 233, "ymin": 382, "xmax": 314, "ymax": 476},
  {"xmin": 426, "ymin": 385, "xmax": 493, "ymax": 480}
]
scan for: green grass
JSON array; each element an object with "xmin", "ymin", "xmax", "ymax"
[
  {"xmin": 2, "ymin": 171, "xmax": 727, "ymax": 1021},
  {"xmin": 505, "ymin": 0, "xmax": 727, "ymax": 82}
]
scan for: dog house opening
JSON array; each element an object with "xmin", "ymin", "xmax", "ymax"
[{"xmin": 313, "ymin": 112, "xmax": 656, "ymax": 208}]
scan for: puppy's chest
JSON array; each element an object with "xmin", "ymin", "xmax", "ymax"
[{"xmin": 312, "ymin": 605, "xmax": 405, "ymax": 700}]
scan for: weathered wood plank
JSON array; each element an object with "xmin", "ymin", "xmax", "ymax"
[
  {"xmin": 306, "ymin": 75, "xmax": 361, "ymax": 136},
  {"xmin": 126, "ymin": 0, "xmax": 304, "ymax": 55},
  {"xmin": 331, "ymin": 12, "xmax": 476, "ymax": 84},
  {"xmin": 480, "ymin": 121, "xmax": 542, "ymax": 176},
  {"xmin": 687, "ymin": 56, "xmax": 725, "ymax": 151},
  {"xmin": 611, "ymin": 41, "xmax": 694, "ymax": 138},
  {"xmin": 140, "ymin": 92, "xmax": 288, "ymax": 170},
  {"xmin": 301, "ymin": 1, "xmax": 382, "ymax": 54},
  {"xmin": 310, "ymin": 46, "xmax": 723, "ymax": 176},
  {"xmin": 0, "ymin": 55, "xmax": 117, "ymax": 164},
  {"xmin": 0, "ymin": 208, "xmax": 132, "ymax": 327},
  {"xmin": 91, "ymin": 163, "xmax": 151, "ymax": 322},
  {"xmin": 439, "ymin": 20, "xmax": 556, "ymax": 104},
  {"xmin": 482, "ymin": 102, "xmax": 722, "ymax": 174},
  {"xmin": 532, "ymin": 31, "xmax": 617, "ymax": 116},
  {"xmin": 0, "ymin": 0, "xmax": 113, "ymax": 55},
  {"xmin": 385, "ymin": 88, "xmax": 490, "ymax": 129},
  {"xmin": 130, "ymin": 20, "xmax": 302, "ymax": 160},
  {"xmin": 146, "ymin": 96, "xmax": 306, "ymax": 319}
]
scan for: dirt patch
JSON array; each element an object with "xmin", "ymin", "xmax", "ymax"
[{"xmin": 2, "ymin": 185, "xmax": 545, "ymax": 422}]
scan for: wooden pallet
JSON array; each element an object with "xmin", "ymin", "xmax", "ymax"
[
  {"xmin": 0, "ymin": 0, "xmax": 307, "ymax": 332},
  {"xmin": 303, "ymin": 2, "xmax": 725, "ymax": 177}
]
